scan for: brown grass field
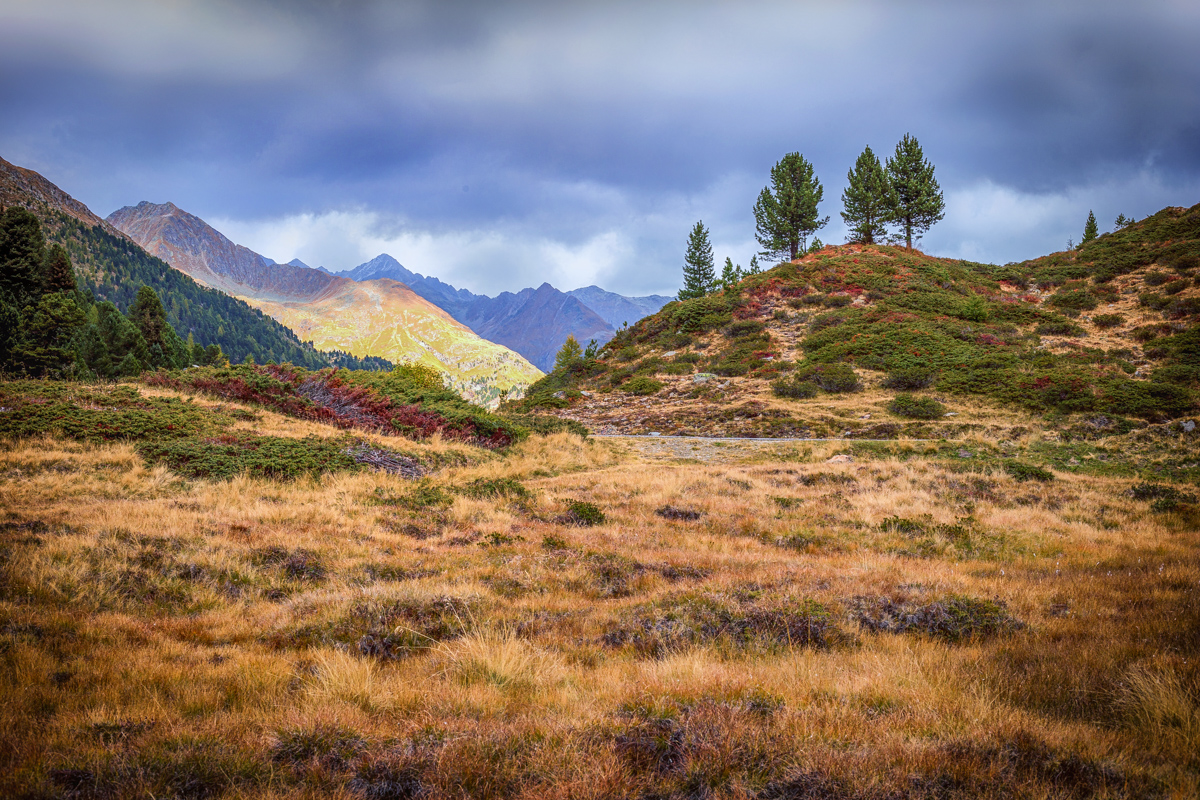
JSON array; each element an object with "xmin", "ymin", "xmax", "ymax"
[{"xmin": 1, "ymin": 384, "xmax": 1198, "ymax": 799}]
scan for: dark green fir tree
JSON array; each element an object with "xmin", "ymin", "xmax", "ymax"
[
  {"xmin": 678, "ymin": 221, "xmax": 715, "ymax": 300},
  {"xmin": 885, "ymin": 134, "xmax": 945, "ymax": 249},
  {"xmin": 753, "ymin": 152, "xmax": 828, "ymax": 261},
  {"xmin": 1081, "ymin": 210, "xmax": 1098, "ymax": 246},
  {"xmin": 840, "ymin": 145, "xmax": 896, "ymax": 245}
]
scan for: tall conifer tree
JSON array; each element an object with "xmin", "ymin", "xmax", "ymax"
[
  {"xmin": 1081, "ymin": 210, "xmax": 1098, "ymax": 246},
  {"xmin": 678, "ymin": 221, "xmax": 715, "ymax": 300},
  {"xmin": 753, "ymin": 153, "xmax": 828, "ymax": 261},
  {"xmin": 840, "ymin": 145, "xmax": 896, "ymax": 244},
  {"xmin": 885, "ymin": 134, "xmax": 945, "ymax": 249},
  {"xmin": 41, "ymin": 244, "xmax": 77, "ymax": 294}
]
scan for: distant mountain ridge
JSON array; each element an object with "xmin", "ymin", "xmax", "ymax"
[
  {"xmin": 0, "ymin": 156, "xmax": 341, "ymax": 368},
  {"xmin": 337, "ymin": 255, "xmax": 671, "ymax": 370},
  {"xmin": 106, "ymin": 201, "xmax": 542, "ymax": 403}
]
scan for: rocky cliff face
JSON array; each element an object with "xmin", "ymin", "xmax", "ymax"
[{"xmin": 107, "ymin": 202, "xmax": 343, "ymax": 302}]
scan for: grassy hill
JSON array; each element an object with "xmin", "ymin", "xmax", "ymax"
[{"xmin": 513, "ymin": 203, "xmax": 1199, "ymax": 440}]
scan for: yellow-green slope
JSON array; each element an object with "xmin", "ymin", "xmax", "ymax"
[{"xmin": 239, "ymin": 278, "xmax": 542, "ymax": 407}]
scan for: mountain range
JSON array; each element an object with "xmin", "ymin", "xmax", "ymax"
[
  {"xmin": 105, "ymin": 202, "xmax": 542, "ymax": 404},
  {"xmin": 0, "ymin": 156, "xmax": 350, "ymax": 369},
  {"xmin": 107, "ymin": 202, "xmax": 672, "ymax": 373}
]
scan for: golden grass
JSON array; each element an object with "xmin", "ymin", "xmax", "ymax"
[{"xmin": 1, "ymin": 396, "xmax": 1197, "ymax": 799}]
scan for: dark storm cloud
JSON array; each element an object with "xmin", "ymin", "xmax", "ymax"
[{"xmin": 2, "ymin": 0, "xmax": 1198, "ymax": 293}]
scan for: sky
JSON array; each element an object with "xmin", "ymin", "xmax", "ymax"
[{"xmin": 2, "ymin": 0, "xmax": 1199, "ymax": 297}]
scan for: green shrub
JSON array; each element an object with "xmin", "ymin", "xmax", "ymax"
[
  {"xmin": 822, "ymin": 294, "xmax": 853, "ymax": 308},
  {"xmin": 888, "ymin": 394, "xmax": 946, "ymax": 419},
  {"xmin": 1139, "ymin": 292, "xmax": 1172, "ymax": 311},
  {"xmin": 622, "ymin": 377, "xmax": 663, "ymax": 395},
  {"xmin": 1130, "ymin": 483, "xmax": 1197, "ymax": 511},
  {"xmin": 882, "ymin": 368, "xmax": 936, "ymax": 390},
  {"xmin": 725, "ymin": 320, "xmax": 765, "ymax": 338},
  {"xmin": 1049, "ymin": 289, "xmax": 1099, "ymax": 311},
  {"xmin": 136, "ymin": 435, "xmax": 361, "ymax": 481},
  {"xmin": 1004, "ymin": 462, "xmax": 1054, "ymax": 482},
  {"xmin": 1144, "ymin": 271, "xmax": 1172, "ymax": 286},
  {"xmin": 458, "ymin": 477, "xmax": 532, "ymax": 501},
  {"xmin": 560, "ymin": 501, "xmax": 605, "ymax": 526},
  {"xmin": 808, "ymin": 363, "xmax": 861, "ymax": 393},
  {"xmin": 958, "ymin": 295, "xmax": 990, "ymax": 322},
  {"xmin": 771, "ymin": 377, "xmax": 819, "ymax": 399},
  {"xmin": 1163, "ymin": 279, "xmax": 1189, "ymax": 296},
  {"xmin": 1092, "ymin": 313, "xmax": 1125, "ymax": 329},
  {"xmin": 1035, "ymin": 319, "xmax": 1086, "ymax": 337}
]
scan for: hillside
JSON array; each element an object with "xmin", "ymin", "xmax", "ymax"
[
  {"xmin": 341, "ymin": 254, "xmax": 671, "ymax": 370},
  {"xmin": 107, "ymin": 202, "xmax": 543, "ymax": 404},
  {"xmin": 0, "ymin": 157, "xmax": 352, "ymax": 368},
  {"xmin": 513, "ymin": 204, "xmax": 1199, "ymax": 440},
  {"xmin": 240, "ymin": 279, "xmax": 544, "ymax": 406}
]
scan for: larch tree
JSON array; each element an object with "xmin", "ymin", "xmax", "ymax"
[
  {"xmin": 678, "ymin": 221, "xmax": 715, "ymax": 300},
  {"xmin": 753, "ymin": 153, "xmax": 828, "ymax": 261},
  {"xmin": 840, "ymin": 145, "xmax": 896, "ymax": 245},
  {"xmin": 885, "ymin": 134, "xmax": 945, "ymax": 250}
]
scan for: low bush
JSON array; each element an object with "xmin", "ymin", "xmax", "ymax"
[
  {"xmin": 822, "ymin": 294, "xmax": 853, "ymax": 308},
  {"xmin": 882, "ymin": 368, "xmax": 937, "ymax": 390},
  {"xmin": 1163, "ymin": 279, "xmax": 1190, "ymax": 296},
  {"xmin": 622, "ymin": 377, "xmax": 663, "ymax": 395},
  {"xmin": 1092, "ymin": 313, "xmax": 1125, "ymax": 329},
  {"xmin": 1035, "ymin": 319, "xmax": 1086, "ymax": 337},
  {"xmin": 1049, "ymin": 289, "xmax": 1099, "ymax": 311},
  {"xmin": 725, "ymin": 320, "xmax": 766, "ymax": 338},
  {"xmin": 801, "ymin": 363, "xmax": 861, "ymax": 393},
  {"xmin": 559, "ymin": 501, "xmax": 605, "ymax": 526},
  {"xmin": 1004, "ymin": 462, "xmax": 1055, "ymax": 482},
  {"xmin": 137, "ymin": 434, "xmax": 361, "ymax": 481},
  {"xmin": 1139, "ymin": 292, "xmax": 1172, "ymax": 311},
  {"xmin": 771, "ymin": 377, "xmax": 819, "ymax": 399},
  {"xmin": 888, "ymin": 394, "xmax": 946, "ymax": 419},
  {"xmin": 1143, "ymin": 271, "xmax": 1172, "ymax": 287},
  {"xmin": 1129, "ymin": 482, "xmax": 1198, "ymax": 512}
]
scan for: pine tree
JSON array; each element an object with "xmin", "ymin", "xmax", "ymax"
[
  {"xmin": 128, "ymin": 285, "xmax": 188, "ymax": 369},
  {"xmin": 1081, "ymin": 210, "xmax": 1098, "ymax": 246},
  {"xmin": 0, "ymin": 207, "xmax": 47, "ymax": 308},
  {"xmin": 746, "ymin": 255, "xmax": 761, "ymax": 275},
  {"xmin": 678, "ymin": 221, "xmax": 715, "ymax": 300},
  {"xmin": 886, "ymin": 134, "xmax": 945, "ymax": 249},
  {"xmin": 554, "ymin": 335, "xmax": 583, "ymax": 371},
  {"xmin": 840, "ymin": 145, "xmax": 896, "ymax": 244},
  {"xmin": 41, "ymin": 244, "xmax": 77, "ymax": 294},
  {"xmin": 719, "ymin": 257, "xmax": 743, "ymax": 290},
  {"xmin": 10, "ymin": 293, "xmax": 86, "ymax": 376},
  {"xmin": 1114, "ymin": 213, "xmax": 1131, "ymax": 229},
  {"xmin": 753, "ymin": 153, "xmax": 828, "ymax": 261}
]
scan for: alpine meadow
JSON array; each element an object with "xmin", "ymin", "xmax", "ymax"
[{"xmin": 2, "ymin": 4, "xmax": 1199, "ymax": 800}]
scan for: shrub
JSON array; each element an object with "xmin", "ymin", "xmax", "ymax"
[
  {"xmin": 1035, "ymin": 319, "xmax": 1086, "ymax": 337},
  {"xmin": 822, "ymin": 294, "xmax": 853, "ymax": 308},
  {"xmin": 1163, "ymin": 279, "xmax": 1189, "ymax": 296},
  {"xmin": 622, "ymin": 377, "xmax": 663, "ymax": 395},
  {"xmin": 808, "ymin": 363, "xmax": 861, "ymax": 393},
  {"xmin": 1168, "ymin": 297, "xmax": 1200, "ymax": 319},
  {"xmin": 1092, "ymin": 313, "xmax": 1125, "ymax": 329},
  {"xmin": 1049, "ymin": 289, "xmax": 1099, "ymax": 311},
  {"xmin": 771, "ymin": 377, "xmax": 819, "ymax": 399},
  {"xmin": 560, "ymin": 501, "xmax": 605, "ymax": 526},
  {"xmin": 958, "ymin": 295, "xmax": 990, "ymax": 322},
  {"xmin": 888, "ymin": 394, "xmax": 946, "ymax": 419},
  {"xmin": 882, "ymin": 368, "xmax": 936, "ymax": 390},
  {"xmin": 1004, "ymin": 462, "xmax": 1054, "ymax": 482},
  {"xmin": 725, "ymin": 320, "xmax": 765, "ymax": 338},
  {"xmin": 1139, "ymin": 292, "xmax": 1172, "ymax": 311},
  {"xmin": 1144, "ymin": 270, "xmax": 1172, "ymax": 286}
]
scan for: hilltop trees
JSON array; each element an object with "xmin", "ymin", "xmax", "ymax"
[
  {"xmin": 679, "ymin": 221, "xmax": 716, "ymax": 300},
  {"xmin": 753, "ymin": 152, "xmax": 828, "ymax": 261},
  {"xmin": 1081, "ymin": 210, "xmax": 1099, "ymax": 246},
  {"xmin": 886, "ymin": 133, "xmax": 945, "ymax": 249},
  {"xmin": 841, "ymin": 146, "xmax": 896, "ymax": 245}
]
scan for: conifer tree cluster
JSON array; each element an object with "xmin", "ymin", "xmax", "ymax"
[
  {"xmin": 0, "ymin": 206, "xmax": 226, "ymax": 378},
  {"xmin": 677, "ymin": 134, "xmax": 947, "ymax": 300}
]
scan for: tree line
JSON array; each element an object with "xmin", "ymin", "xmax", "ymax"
[
  {"xmin": 679, "ymin": 133, "xmax": 945, "ymax": 300},
  {"xmin": 0, "ymin": 206, "xmax": 228, "ymax": 378}
]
